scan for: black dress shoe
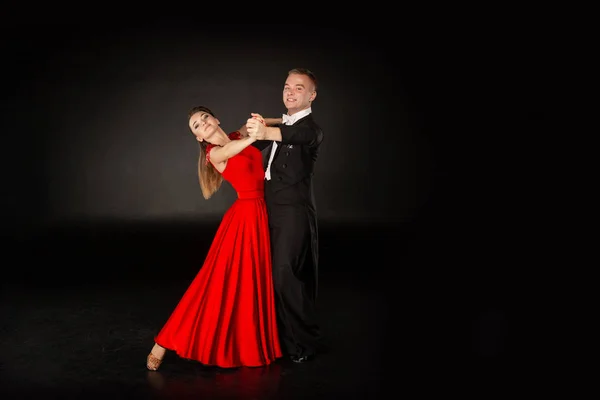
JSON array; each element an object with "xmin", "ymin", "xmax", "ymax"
[{"xmin": 290, "ymin": 355, "xmax": 313, "ymax": 363}]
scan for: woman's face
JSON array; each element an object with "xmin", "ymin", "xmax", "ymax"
[{"xmin": 189, "ymin": 111, "xmax": 220, "ymax": 142}]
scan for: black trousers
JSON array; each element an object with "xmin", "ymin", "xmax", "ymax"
[{"xmin": 265, "ymin": 181, "xmax": 321, "ymax": 357}]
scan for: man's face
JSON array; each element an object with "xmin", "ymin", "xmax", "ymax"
[{"xmin": 282, "ymin": 73, "xmax": 316, "ymax": 115}]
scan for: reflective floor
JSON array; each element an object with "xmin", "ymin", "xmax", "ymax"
[{"xmin": 1, "ymin": 220, "xmax": 511, "ymax": 398}]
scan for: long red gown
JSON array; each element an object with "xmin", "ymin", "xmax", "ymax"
[{"xmin": 154, "ymin": 132, "xmax": 282, "ymax": 368}]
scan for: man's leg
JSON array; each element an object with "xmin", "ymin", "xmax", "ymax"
[{"xmin": 269, "ymin": 205, "xmax": 320, "ymax": 360}]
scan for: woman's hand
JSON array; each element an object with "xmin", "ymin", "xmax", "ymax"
[{"xmin": 246, "ymin": 113, "xmax": 267, "ymax": 140}]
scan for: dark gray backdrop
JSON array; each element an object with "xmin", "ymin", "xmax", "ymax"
[
  {"xmin": 1, "ymin": 21, "xmax": 534, "ymax": 239},
  {"xmin": 2, "ymin": 23, "xmax": 440, "ymax": 231}
]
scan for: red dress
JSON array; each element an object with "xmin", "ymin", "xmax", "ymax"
[{"xmin": 155, "ymin": 132, "xmax": 282, "ymax": 368}]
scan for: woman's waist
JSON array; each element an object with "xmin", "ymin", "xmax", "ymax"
[{"xmin": 236, "ymin": 189, "xmax": 264, "ymax": 199}]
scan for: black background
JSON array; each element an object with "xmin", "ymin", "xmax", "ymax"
[{"xmin": 0, "ymin": 17, "xmax": 551, "ymax": 396}]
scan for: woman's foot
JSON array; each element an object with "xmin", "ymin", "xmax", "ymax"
[{"xmin": 146, "ymin": 343, "xmax": 166, "ymax": 371}]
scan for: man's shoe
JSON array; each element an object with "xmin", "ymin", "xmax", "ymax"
[{"xmin": 290, "ymin": 354, "xmax": 313, "ymax": 363}]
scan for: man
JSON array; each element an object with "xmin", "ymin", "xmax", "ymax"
[{"xmin": 246, "ymin": 68, "xmax": 324, "ymax": 363}]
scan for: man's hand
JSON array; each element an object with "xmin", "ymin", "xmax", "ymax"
[{"xmin": 246, "ymin": 113, "xmax": 267, "ymax": 140}]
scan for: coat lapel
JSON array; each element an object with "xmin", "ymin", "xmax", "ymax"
[{"xmin": 273, "ymin": 140, "xmax": 284, "ymax": 160}]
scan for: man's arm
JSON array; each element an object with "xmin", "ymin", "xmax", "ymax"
[
  {"xmin": 277, "ymin": 125, "xmax": 322, "ymax": 146},
  {"xmin": 247, "ymin": 115, "xmax": 321, "ymax": 146}
]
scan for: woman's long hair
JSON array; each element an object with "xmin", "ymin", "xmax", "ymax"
[{"xmin": 188, "ymin": 106, "xmax": 223, "ymax": 200}]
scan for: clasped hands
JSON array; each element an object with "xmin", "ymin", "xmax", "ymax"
[{"xmin": 246, "ymin": 113, "xmax": 267, "ymax": 140}]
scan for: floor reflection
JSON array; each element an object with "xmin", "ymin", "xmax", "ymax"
[{"xmin": 147, "ymin": 363, "xmax": 282, "ymax": 399}]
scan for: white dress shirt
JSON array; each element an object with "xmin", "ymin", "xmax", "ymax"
[{"xmin": 265, "ymin": 108, "xmax": 312, "ymax": 180}]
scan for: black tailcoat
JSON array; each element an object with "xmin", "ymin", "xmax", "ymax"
[{"xmin": 253, "ymin": 113, "xmax": 324, "ymax": 357}]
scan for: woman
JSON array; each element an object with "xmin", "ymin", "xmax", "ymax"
[{"xmin": 146, "ymin": 106, "xmax": 281, "ymax": 369}]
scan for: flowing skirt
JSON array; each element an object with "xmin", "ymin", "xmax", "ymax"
[{"xmin": 155, "ymin": 197, "xmax": 281, "ymax": 367}]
